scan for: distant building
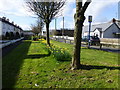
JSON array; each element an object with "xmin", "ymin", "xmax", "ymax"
[
  {"xmin": 23, "ymin": 30, "xmax": 34, "ymax": 36},
  {"xmin": 83, "ymin": 18, "xmax": 120, "ymax": 38},
  {"xmin": 118, "ymin": 1, "xmax": 120, "ymax": 20},
  {"xmin": 50, "ymin": 29, "xmax": 74, "ymax": 37},
  {"xmin": 0, "ymin": 17, "xmax": 23, "ymax": 38}
]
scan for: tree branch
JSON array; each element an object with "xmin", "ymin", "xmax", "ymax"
[{"xmin": 81, "ymin": 0, "xmax": 91, "ymax": 14}]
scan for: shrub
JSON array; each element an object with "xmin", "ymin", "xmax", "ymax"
[
  {"xmin": 1, "ymin": 35, "xmax": 6, "ymax": 40},
  {"xmin": 5, "ymin": 32, "xmax": 10, "ymax": 40},
  {"xmin": 21, "ymin": 33, "xmax": 24, "ymax": 37},
  {"xmin": 32, "ymin": 35, "xmax": 39, "ymax": 41},
  {"xmin": 10, "ymin": 32, "xmax": 14, "ymax": 40},
  {"xmin": 41, "ymin": 35, "xmax": 46, "ymax": 40},
  {"xmin": 15, "ymin": 32, "xmax": 20, "ymax": 39}
]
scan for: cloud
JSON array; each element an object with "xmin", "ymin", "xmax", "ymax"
[
  {"xmin": 0, "ymin": 0, "xmax": 37, "ymax": 30},
  {"xmin": 0, "ymin": 0, "xmax": 119, "ymax": 30},
  {"xmin": 83, "ymin": 0, "xmax": 119, "ymax": 25},
  {"xmin": 61, "ymin": 0, "xmax": 119, "ymax": 28},
  {"xmin": 19, "ymin": 24, "xmax": 31, "ymax": 30},
  {"xmin": 0, "ymin": 0, "xmax": 36, "ymax": 17}
]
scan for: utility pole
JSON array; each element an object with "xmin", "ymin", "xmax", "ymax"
[
  {"xmin": 62, "ymin": 16, "xmax": 64, "ymax": 36},
  {"xmin": 88, "ymin": 15, "xmax": 92, "ymax": 48},
  {"xmin": 118, "ymin": 1, "xmax": 120, "ymax": 20},
  {"xmin": 55, "ymin": 18, "xmax": 56, "ymax": 31}
]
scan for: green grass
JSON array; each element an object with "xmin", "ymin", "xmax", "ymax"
[{"xmin": 2, "ymin": 40, "xmax": 119, "ymax": 88}]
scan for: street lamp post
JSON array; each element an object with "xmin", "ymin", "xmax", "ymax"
[
  {"xmin": 55, "ymin": 18, "xmax": 56, "ymax": 31},
  {"xmin": 62, "ymin": 16, "xmax": 64, "ymax": 36},
  {"xmin": 88, "ymin": 15, "xmax": 92, "ymax": 48}
]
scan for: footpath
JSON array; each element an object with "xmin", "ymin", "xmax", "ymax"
[{"xmin": 82, "ymin": 45, "xmax": 120, "ymax": 53}]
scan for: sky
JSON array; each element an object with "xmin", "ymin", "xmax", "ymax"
[{"xmin": 0, "ymin": 0, "xmax": 120, "ymax": 31}]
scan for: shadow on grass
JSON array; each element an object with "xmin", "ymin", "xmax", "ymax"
[
  {"xmin": 80, "ymin": 64, "xmax": 120, "ymax": 70},
  {"xmin": 27, "ymin": 53, "xmax": 51, "ymax": 59},
  {"xmin": 2, "ymin": 41, "xmax": 31, "ymax": 88}
]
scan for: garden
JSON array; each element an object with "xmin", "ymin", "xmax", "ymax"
[{"xmin": 2, "ymin": 39, "xmax": 119, "ymax": 88}]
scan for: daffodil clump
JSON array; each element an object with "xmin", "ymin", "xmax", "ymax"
[
  {"xmin": 31, "ymin": 35, "xmax": 39, "ymax": 41},
  {"xmin": 47, "ymin": 44, "xmax": 71, "ymax": 61},
  {"xmin": 40, "ymin": 38, "xmax": 71, "ymax": 61},
  {"xmin": 39, "ymin": 38, "xmax": 47, "ymax": 44}
]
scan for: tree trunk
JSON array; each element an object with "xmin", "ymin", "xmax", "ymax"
[
  {"xmin": 71, "ymin": 15, "xmax": 85, "ymax": 70},
  {"xmin": 46, "ymin": 23, "xmax": 50, "ymax": 46},
  {"xmin": 71, "ymin": 1, "xmax": 85, "ymax": 70}
]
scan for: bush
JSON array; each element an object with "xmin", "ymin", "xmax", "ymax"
[
  {"xmin": 15, "ymin": 32, "xmax": 20, "ymax": 39},
  {"xmin": 40, "ymin": 35, "xmax": 46, "ymax": 40},
  {"xmin": 21, "ymin": 33, "xmax": 24, "ymax": 37},
  {"xmin": 32, "ymin": 35, "xmax": 39, "ymax": 41},
  {"xmin": 5, "ymin": 32, "xmax": 10, "ymax": 40},
  {"xmin": 1, "ymin": 35, "xmax": 6, "ymax": 40},
  {"xmin": 10, "ymin": 32, "xmax": 14, "ymax": 40}
]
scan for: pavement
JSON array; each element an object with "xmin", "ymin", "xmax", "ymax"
[{"xmin": 82, "ymin": 45, "xmax": 120, "ymax": 53}]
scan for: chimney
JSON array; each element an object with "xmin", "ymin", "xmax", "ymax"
[
  {"xmin": 112, "ymin": 18, "xmax": 116, "ymax": 23},
  {"xmin": 6, "ymin": 18, "xmax": 9, "ymax": 22},
  {"xmin": 12, "ymin": 21, "xmax": 14, "ymax": 24},
  {"xmin": 2, "ymin": 17, "xmax": 6, "ymax": 20}
]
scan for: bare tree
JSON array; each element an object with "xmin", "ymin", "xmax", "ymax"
[
  {"xmin": 25, "ymin": 0, "xmax": 65, "ymax": 46},
  {"xmin": 31, "ymin": 24, "xmax": 39, "ymax": 35},
  {"xmin": 71, "ymin": 0, "xmax": 91, "ymax": 70},
  {"xmin": 31, "ymin": 18, "xmax": 44, "ymax": 35}
]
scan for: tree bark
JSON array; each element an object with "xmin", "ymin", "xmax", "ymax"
[
  {"xmin": 46, "ymin": 23, "xmax": 50, "ymax": 46},
  {"xmin": 71, "ymin": 15, "xmax": 85, "ymax": 70},
  {"xmin": 71, "ymin": 0, "xmax": 91, "ymax": 70}
]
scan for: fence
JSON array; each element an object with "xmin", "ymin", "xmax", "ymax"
[
  {"xmin": 100, "ymin": 38, "xmax": 120, "ymax": 49},
  {"xmin": 51, "ymin": 36, "xmax": 120, "ymax": 49}
]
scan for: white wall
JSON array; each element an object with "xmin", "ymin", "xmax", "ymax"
[
  {"xmin": 2, "ymin": 22, "xmax": 7, "ymax": 36},
  {"xmin": 10, "ymin": 25, "xmax": 14, "ymax": 32},
  {"xmin": 93, "ymin": 29, "xmax": 104, "ymax": 38},
  {"xmin": 93, "ymin": 29, "xmax": 100, "ymax": 37},
  {"xmin": 0, "ymin": 21, "xmax": 2, "ymax": 36},
  {"xmin": 83, "ymin": 31, "xmax": 95, "ymax": 37},
  {"xmin": 2, "ymin": 22, "xmax": 22, "ymax": 36},
  {"xmin": 103, "ymin": 24, "xmax": 120, "ymax": 38}
]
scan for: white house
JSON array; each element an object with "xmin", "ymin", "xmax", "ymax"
[
  {"xmin": 0, "ymin": 17, "xmax": 23, "ymax": 38},
  {"xmin": 82, "ymin": 18, "xmax": 120, "ymax": 38}
]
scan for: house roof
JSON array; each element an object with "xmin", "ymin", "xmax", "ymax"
[
  {"xmin": 116, "ymin": 20, "xmax": 120, "ymax": 29},
  {"xmin": 0, "ymin": 17, "xmax": 23, "ymax": 31},
  {"xmin": 83, "ymin": 19, "xmax": 120, "ymax": 33},
  {"xmin": 83, "ymin": 22, "xmax": 112, "ymax": 32}
]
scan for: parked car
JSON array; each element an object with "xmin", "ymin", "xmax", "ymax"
[{"xmin": 82, "ymin": 36, "xmax": 100, "ymax": 45}]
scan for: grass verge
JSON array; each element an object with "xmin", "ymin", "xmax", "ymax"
[{"xmin": 2, "ymin": 40, "xmax": 119, "ymax": 88}]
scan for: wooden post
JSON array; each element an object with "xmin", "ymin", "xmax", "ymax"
[
  {"xmin": 100, "ymin": 44, "xmax": 102, "ymax": 49},
  {"xmin": 70, "ymin": 40, "xmax": 71, "ymax": 44}
]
